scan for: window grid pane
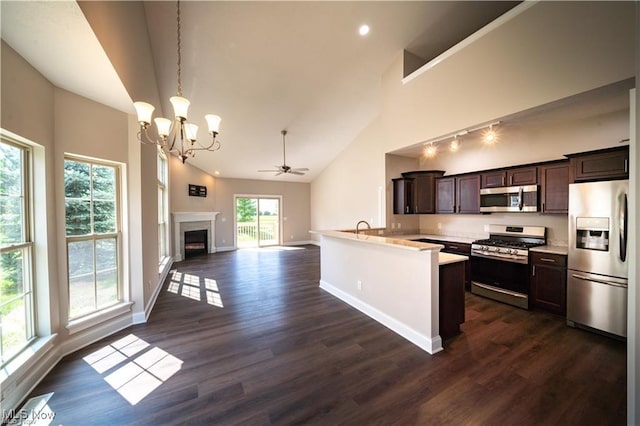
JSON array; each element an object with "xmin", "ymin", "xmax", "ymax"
[
  {"xmin": 0, "ymin": 142, "xmax": 26, "ymax": 247},
  {"xmin": 157, "ymin": 149, "xmax": 169, "ymax": 263},
  {"xmin": 65, "ymin": 157, "xmax": 121, "ymax": 320},
  {"xmin": 0, "ymin": 138, "xmax": 34, "ymax": 367}
]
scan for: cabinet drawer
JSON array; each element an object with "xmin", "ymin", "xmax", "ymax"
[
  {"xmin": 531, "ymin": 252, "xmax": 566, "ymax": 267},
  {"xmin": 442, "ymin": 242, "xmax": 471, "ymax": 254}
]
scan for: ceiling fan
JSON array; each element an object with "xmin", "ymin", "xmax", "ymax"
[{"xmin": 258, "ymin": 130, "xmax": 309, "ymax": 176}]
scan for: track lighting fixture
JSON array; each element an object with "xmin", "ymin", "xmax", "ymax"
[
  {"xmin": 421, "ymin": 122, "xmax": 500, "ymax": 159},
  {"xmin": 483, "ymin": 124, "xmax": 497, "ymax": 144}
]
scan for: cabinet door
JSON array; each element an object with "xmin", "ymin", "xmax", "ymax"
[
  {"xmin": 439, "ymin": 261, "xmax": 466, "ymax": 339},
  {"xmin": 508, "ymin": 166, "xmax": 537, "ymax": 186},
  {"xmin": 435, "ymin": 177, "xmax": 456, "ymax": 213},
  {"xmin": 571, "ymin": 147, "xmax": 629, "ymax": 182},
  {"xmin": 414, "ymin": 174, "xmax": 436, "ymax": 214},
  {"xmin": 457, "ymin": 175, "xmax": 480, "ymax": 214},
  {"xmin": 392, "ymin": 178, "xmax": 413, "ymax": 214},
  {"xmin": 539, "ymin": 162, "xmax": 569, "ymax": 213},
  {"xmin": 530, "ymin": 253, "xmax": 567, "ymax": 315},
  {"xmin": 481, "ymin": 171, "xmax": 506, "ymax": 188}
]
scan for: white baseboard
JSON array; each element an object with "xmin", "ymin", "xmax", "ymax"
[
  {"xmin": 319, "ymin": 280, "xmax": 443, "ymax": 355},
  {"xmin": 134, "ymin": 258, "xmax": 174, "ymax": 324},
  {"xmin": 216, "ymin": 246, "xmax": 236, "ymax": 252}
]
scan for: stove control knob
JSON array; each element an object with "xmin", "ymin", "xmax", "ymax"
[{"xmin": 510, "ymin": 249, "xmax": 518, "ymax": 255}]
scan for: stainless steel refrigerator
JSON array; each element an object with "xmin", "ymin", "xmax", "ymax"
[{"xmin": 567, "ymin": 179, "xmax": 628, "ymax": 337}]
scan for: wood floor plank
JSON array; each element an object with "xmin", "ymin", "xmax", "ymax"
[{"xmin": 21, "ymin": 245, "xmax": 626, "ymax": 425}]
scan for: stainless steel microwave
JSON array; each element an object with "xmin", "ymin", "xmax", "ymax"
[{"xmin": 480, "ymin": 185, "xmax": 539, "ymax": 213}]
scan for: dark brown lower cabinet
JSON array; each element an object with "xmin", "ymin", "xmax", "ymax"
[
  {"xmin": 439, "ymin": 260, "xmax": 466, "ymax": 339},
  {"xmin": 530, "ymin": 252, "xmax": 567, "ymax": 316}
]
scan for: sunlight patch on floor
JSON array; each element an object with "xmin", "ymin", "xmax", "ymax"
[
  {"xmin": 83, "ymin": 334, "xmax": 182, "ymax": 405},
  {"xmin": 167, "ymin": 271, "xmax": 224, "ymax": 307}
]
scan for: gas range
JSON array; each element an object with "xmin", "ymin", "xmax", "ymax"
[
  {"xmin": 470, "ymin": 225, "xmax": 546, "ymax": 309},
  {"xmin": 471, "ymin": 225, "xmax": 546, "ymax": 264}
]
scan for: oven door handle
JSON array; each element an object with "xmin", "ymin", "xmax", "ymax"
[{"xmin": 472, "ymin": 281, "xmax": 528, "ymax": 299}]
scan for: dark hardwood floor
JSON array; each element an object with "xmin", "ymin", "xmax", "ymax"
[{"xmin": 26, "ymin": 245, "xmax": 626, "ymax": 424}]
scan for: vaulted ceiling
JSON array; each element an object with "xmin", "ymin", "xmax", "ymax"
[{"xmin": 1, "ymin": 1, "xmax": 519, "ymax": 182}]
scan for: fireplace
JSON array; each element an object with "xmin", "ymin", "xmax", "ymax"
[
  {"xmin": 184, "ymin": 229, "xmax": 208, "ymax": 259},
  {"xmin": 172, "ymin": 212, "xmax": 220, "ymax": 261}
]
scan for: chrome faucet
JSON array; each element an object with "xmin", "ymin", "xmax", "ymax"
[{"xmin": 355, "ymin": 220, "xmax": 371, "ymax": 235}]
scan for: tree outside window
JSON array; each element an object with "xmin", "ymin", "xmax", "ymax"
[{"xmin": 64, "ymin": 158, "xmax": 120, "ymax": 319}]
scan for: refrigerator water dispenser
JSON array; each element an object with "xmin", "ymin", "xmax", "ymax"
[{"xmin": 575, "ymin": 217, "xmax": 609, "ymax": 251}]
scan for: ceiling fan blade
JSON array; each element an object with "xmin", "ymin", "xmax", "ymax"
[
  {"xmin": 258, "ymin": 169, "xmax": 280, "ymax": 173},
  {"xmin": 290, "ymin": 171, "xmax": 305, "ymax": 175},
  {"xmin": 275, "ymin": 171, "xmax": 283, "ymax": 176},
  {"xmin": 291, "ymin": 168, "xmax": 309, "ymax": 171}
]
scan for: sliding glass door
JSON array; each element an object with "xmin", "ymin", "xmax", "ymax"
[{"xmin": 235, "ymin": 196, "xmax": 281, "ymax": 248}]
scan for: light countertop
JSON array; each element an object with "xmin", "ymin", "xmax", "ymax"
[
  {"xmin": 439, "ymin": 252, "xmax": 469, "ymax": 265},
  {"xmin": 393, "ymin": 234, "xmax": 478, "ymax": 245},
  {"xmin": 310, "ymin": 230, "xmax": 468, "ymax": 266},
  {"xmin": 310, "ymin": 230, "xmax": 443, "ymax": 252},
  {"xmin": 530, "ymin": 245, "xmax": 568, "ymax": 256}
]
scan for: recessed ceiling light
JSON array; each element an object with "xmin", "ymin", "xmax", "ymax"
[
  {"xmin": 214, "ymin": 170, "xmax": 220, "ymax": 175},
  {"xmin": 359, "ymin": 24, "xmax": 370, "ymax": 36}
]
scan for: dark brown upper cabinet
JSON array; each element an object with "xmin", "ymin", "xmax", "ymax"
[
  {"xmin": 481, "ymin": 166, "xmax": 537, "ymax": 188},
  {"xmin": 435, "ymin": 177, "xmax": 456, "ymax": 214},
  {"xmin": 393, "ymin": 170, "xmax": 444, "ymax": 215},
  {"xmin": 435, "ymin": 174, "xmax": 480, "ymax": 214},
  {"xmin": 539, "ymin": 161, "xmax": 569, "ymax": 214},
  {"xmin": 481, "ymin": 171, "xmax": 506, "ymax": 188},
  {"xmin": 567, "ymin": 146, "xmax": 629, "ymax": 182},
  {"xmin": 508, "ymin": 166, "xmax": 538, "ymax": 186},
  {"xmin": 392, "ymin": 177, "xmax": 413, "ymax": 214}
]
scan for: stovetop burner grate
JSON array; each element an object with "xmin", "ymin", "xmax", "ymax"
[{"xmin": 473, "ymin": 238, "xmax": 545, "ymax": 249}]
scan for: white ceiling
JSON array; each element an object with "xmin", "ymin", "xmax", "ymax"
[{"xmin": 1, "ymin": 1, "xmax": 518, "ymax": 182}]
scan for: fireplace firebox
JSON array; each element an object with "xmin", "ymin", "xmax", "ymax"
[{"xmin": 184, "ymin": 230, "xmax": 208, "ymax": 259}]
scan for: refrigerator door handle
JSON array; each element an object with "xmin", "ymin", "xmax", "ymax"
[
  {"xmin": 620, "ymin": 192, "xmax": 627, "ymax": 262},
  {"xmin": 571, "ymin": 273, "xmax": 628, "ymax": 288}
]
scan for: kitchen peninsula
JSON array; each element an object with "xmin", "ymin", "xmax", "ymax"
[{"xmin": 311, "ymin": 230, "xmax": 467, "ymax": 354}]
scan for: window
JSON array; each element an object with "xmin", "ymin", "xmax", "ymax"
[
  {"xmin": 157, "ymin": 148, "xmax": 169, "ymax": 263},
  {"xmin": 64, "ymin": 157, "xmax": 121, "ymax": 320},
  {"xmin": 0, "ymin": 138, "xmax": 35, "ymax": 366}
]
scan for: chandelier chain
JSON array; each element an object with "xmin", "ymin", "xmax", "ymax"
[{"xmin": 176, "ymin": 0, "xmax": 182, "ymax": 96}]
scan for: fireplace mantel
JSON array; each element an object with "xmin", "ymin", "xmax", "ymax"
[{"xmin": 172, "ymin": 211, "xmax": 219, "ymax": 261}]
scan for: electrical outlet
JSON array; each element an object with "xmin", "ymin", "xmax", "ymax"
[
  {"xmin": 357, "ymin": 280, "xmax": 363, "ymax": 291},
  {"xmin": 398, "ymin": 223, "xmax": 402, "ymax": 229},
  {"xmin": 222, "ymin": 239, "xmax": 226, "ymax": 243},
  {"xmin": 290, "ymin": 234, "xmax": 294, "ymax": 240},
  {"xmin": 391, "ymin": 223, "xmax": 396, "ymax": 229},
  {"xmin": 437, "ymin": 223, "xmax": 442, "ymax": 230}
]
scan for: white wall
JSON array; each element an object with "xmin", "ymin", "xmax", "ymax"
[{"xmin": 311, "ymin": 119, "xmax": 385, "ymax": 233}]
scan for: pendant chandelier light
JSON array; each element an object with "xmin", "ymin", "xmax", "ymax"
[{"xmin": 133, "ymin": 0, "xmax": 222, "ymax": 163}]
